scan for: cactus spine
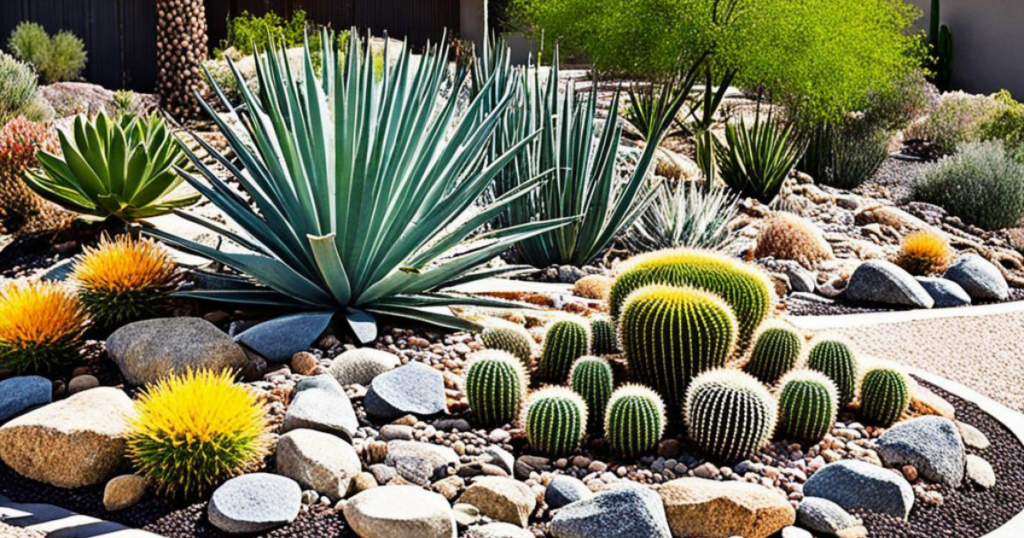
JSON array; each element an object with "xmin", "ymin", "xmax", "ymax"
[
  {"xmin": 743, "ymin": 320, "xmax": 804, "ymax": 385},
  {"xmin": 605, "ymin": 385, "xmax": 666, "ymax": 457},
  {"xmin": 777, "ymin": 370, "xmax": 838, "ymax": 443},
  {"xmin": 481, "ymin": 320, "xmax": 535, "ymax": 368},
  {"xmin": 859, "ymin": 364, "xmax": 912, "ymax": 427},
  {"xmin": 685, "ymin": 369, "xmax": 778, "ymax": 462},
  {"xmin": 806, "ymin": 337, "xmax": 859, "ymax": 406},
  {"xmin": 524, "ymin": 387, "xmax": 588, "ymax": 456},
  {"xmin": 569, "ymin": 356, "xmax": 614, "ymax": 433},
  {"xmin": 589, "ymin": 316, "xmax": 618, "ymax": 355},
  {"xmin": 465, "ymin": 350, "xmax": 529, "ymax": 426},
  {"xmin": 539, "ymin": 317, "xmax": 590, "ymax": 383},
  {"xmin": 620, "ymin": 284, "xmax": 738, "ymax": 411}
]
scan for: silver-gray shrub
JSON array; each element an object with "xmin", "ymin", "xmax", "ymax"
[
  {"xmin": 626, "ymin": 180, "xmax": 739, "ymax": 253},
  {"xmin": 0, "ymin": 51, "xmax": 38, "ymax": 123}
]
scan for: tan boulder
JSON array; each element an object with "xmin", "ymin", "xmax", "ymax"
[
  {"xmin": 0, "ymin": 387, "xmax": 134, "ymax": 488},
  {"xmin": 103, "ymin": 474, "xmax": 148, "ymax": 511},
  {"xmin": 855, "ymin": 205, "xmax": 934, "ymax": 234},
  {"xmin": 458, "ymin": 477, "xmax": 536, "ymax": 527},
  {"xmin": 659, "ymin": 478, "xmax": 795, "ymax": 538}
]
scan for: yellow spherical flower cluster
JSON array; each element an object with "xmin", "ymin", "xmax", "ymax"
[
  {"xmin": 0, "ymin": 279, "xmax": 86, "ymax": 373},
  {"xmin": 893, "ymin": 230, "xmax": 954, "ymax": 276}
]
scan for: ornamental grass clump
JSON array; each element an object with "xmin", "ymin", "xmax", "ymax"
[
  {"xmin": 893, "ymin": 230, "xmax": 953, "ymax": 276},
  {"xmin": 71, "ymin": 235, "xmax": 180, "ymax": 329},
  {"xmin": 0, "ymin": 280, "xmax": 87, "ymax": 373},
  {"xmin": 127, "ymin": 369, "xmax": 271, "ymax": 500},
  {"xmin": 626, "ymin": 180, "xmax": 740, "ymax": 254}
]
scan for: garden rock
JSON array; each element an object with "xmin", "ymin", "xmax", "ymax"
[
  {"xmin": 276, "ymin": 429, "xmax": 362, "ymax": 499},
  {"xmin": 103, "ymin": 475, "xmax": 148, "ymax": 512},
  {"xmin": 778, "ymin": 261, "xmax": 816, "ymax": 294},
  {"xmin": 106, "ymin": 317, "xmax": 248, "ymax": 385},
  {"xmin": 659, "ymin": 478, "xmax": 795, "ymax": 538},
  {"xmin": 328, "ymin": 348, "xmax": 401, "ymax": 386},
  {"xmin": 803, "ymin": 460, "xmax": 914, "ymax": 519},
  {"xmin": 481, "ymin": 446, "xmax": 515, "ymax": 476},
  {"xmin": 915, "ymin": 277, "xmax": 972, "ymax": 308},
  {"xmin": 0, "ymin": 376, "xmax": 51, "ymax": 424},
  {"xmin": 545, "ymin": 475, "xmax": 592, "ymax": 509},
  {"xmin": 465, "ymin": 522, "xmax": 535, "ymax": 538},
  {"xmin": 234, "ymin": 312, "xmax": 333, "ymax": 363},
  {"xmin": 943, "ymin": 254, "xmax": 1009, "ymax": 301},
  {"xmin": 282, "ymin": 375, "xmax": 358, "ymax": 440},
  {"xmin": 876, "ymin": 416, "xmax": 966, "ymax": 487},
  {"xmin": 459, "ymin": 477, "xmax": 536, "ymax": 527},
  {"xmin": 208, "ymin": 473, "xmax": 302, "ymax": 534},
  {"xmin": 549, "ymin": 484, "xmax": 671, "ymax": 538},
  {"xmin": 958, "ymin": 421, "xmax": 990, "ymax": 450},
  {"xmin": 365, "ymin": 362, "xmax": 447, "ymax": 420},
  {"xmin": 966, "ymin": 455, "xmax": 996, "ymax": 489},
  {"xmin": 0, "ymin": 387, "xmax": 133, "ymax": 488},
  {"xmin": 342, "ymin": 485, "xmax": 456, "ymax": 538},
  {"xmin": 844, "ymin": 260, "xmax": 933, "ymax": 308},
  {"xmin": 797, "ymin": 497, "xmax": 863, "ymax": 536},
  {"xmin": 386, "ymin": 440, "xmax": 459, "ymax": 486},
  {"xmin": 781, "ymin": 527, "xmax": 812, "ymax": 538}
]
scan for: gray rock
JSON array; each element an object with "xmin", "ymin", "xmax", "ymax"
[
  {"xmin": 329, "ymin": 348, "xmax": 401, "ymax": 387},
  {"xmin": 0, "ymin": 376, "xmax": 51, "ymax": 424},
  {"xmin": 545, "ymin": 476, "xmax": 592, "ymax": 510},
  {"xmin": 778, "ymin": 261, "xmax": 816, "ymax": 294},
  {"xmin": 465, "ymin": 522, "xmax": 535, "ymax": 538},
  {"xmin": 365, "ymin": 362, "xmax": 447, "ymax": 420},
  {"xmin": 549, "ymin": 484, "xmax": 671, "ymax": 538},
  {"xmin": 234, "ymin": 312, "xmax": 333, "ymax": 363},
  {"xmin": 915, "ymin": 277, "xmax": 972, "ymax": 308},
  {"xmin": 965, "ymin": 455, "xmax": 995, "ymax": 489},
  {"xmin": 342, "ymin": 485, "xmax": 455, "ymax": 538},
  {"xmin": 282, "ymin": 375, "xmax": 358, "ymax": 440},
  {"xmin": 481, "ymin": 446, "xmax": 516, "ymax": 476},
  {"xmin": 943, "ymin": 254, "xmax": 1009, "ymax": 301},
  {"xmin": 876, "ymin": 416, "xmax": 966, "ymax": 487},
  {"xmin": 208, "ymin": 473, "xmax": 302, "ymax": 534},
  {"xmin": 106, "ymin": 317, "xmax": 249, "ymax": 386},
  {"xmin": 803, "ymin": 460, "xmax": 914, "ymax": 519},
  {"xmin": 276, "ymin": 429, "xmax": 362, "ymax": 498},
  {"xmin": 844, "ymin": 260, "xmax": 934, "ymax": 308},
  {"xmin": 386, "ymin": 440, "xmax": 460, "ymax": 486},
  {"xmin": 797, "ymin": 497, "xmax": 861, "ymax": 535}
]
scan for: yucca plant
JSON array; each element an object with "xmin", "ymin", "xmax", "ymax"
[
  {"xmin": 624, "ymin": 72, "xmax": 698, "ymax": 142},
  {"xmin": 715, "ymin": 111, "xmax": 805, "ymax": 205},
  {"xmin": 24, "ymin": 112, "xmax": 199, "ymax": 221},
  {"xmin": 148, "ymin": 31, "xmax": 569, "ymax": 342},
  {"xmin": 626, "ymin": 180, "xmax": 739, "ymax": 254}
]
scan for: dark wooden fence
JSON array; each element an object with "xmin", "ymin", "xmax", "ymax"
[{"xmin": 0, "ymin": 0, "xmax": 460, "ymax": 93}]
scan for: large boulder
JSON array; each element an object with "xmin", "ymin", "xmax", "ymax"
[
  {"xmin": 0, "ymin": 376, "xmax": 51, "ymax": 424},
  {"xmin": 803, "ymin": 460, "xmax": 914, "ymax": 519},
  {"xmin": 659, "ymin": 478, "xmax": 795, "ymax": 538},
  {"xmin": 549, "ymin": 484, "xmax": 671, "ymax": 538},
  {"xmin": 364, "ymin": 362, "xmax": 447, "ymax": 420},
  {"xmin": 328, "ymin": 348, "xmax": 401, "ymax": 386},
  {"xmin": 0, "ymin": 387, "xmax": 133, "ymax": 488},
  {"xmin": 459, "ymin": 477, "xmax": 536, "ymax": 527},
  {"xmin": 234, "ymin": 312, "xmax": 333, "ymax": 363},
  {"xmin": 276, "ymin": 428, "xmax": 362, "ymax": 499},
  {"xmin": 876, "ymin": 416, "xmax": 966, "ymax": 487},
  {"xmin": 844, "ymin": 260, "xmax": 933, "ymax": 308},
  {"xmin": 282, "ymin": 375, "xmax": 358, "ymax": 440},
  {"xmin": 915, "ymin": 277, "xmax": 971, "ymax": 308},
  {"xmin": 943, "ymin": 254, "xmax": 1009, "ymax": 301},
  {"xmin": 386, "ymin": 440, "xmax": 459, "ymax": 486},
  {"xmin": 106, "ymin": 317, "xmax": 248, "ymax": 386},
  {"xmin": 208, "ymin": 473, "xmax": 302, "ymax": 534},
  {"xmin": 343, "ymin": 485, "xmax": 456, "ymax": 538}
]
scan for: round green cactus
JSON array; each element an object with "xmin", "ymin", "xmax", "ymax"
[
  {"xmin": 609, "ymin": 249, "xmax": 775, "ymax": 344},
  {"xmin": 589, "ymin": 316, "xmax": 618, "ymax": 355},
  {"xmin": 620, "ymin": 284, "xmax": 737, "ymax": 411},
  {"xmin": 806, "ymin": 337, "xmax": 859, "ymax": 406},
  {"xmin": 743, "ymin": 320, "xmax": 804, "ymax": 385},
  {"xmin": 481, "ymin": 320, "xmax": 535, "ymax": 368},
  {"xmin": 777, "ymin": 370, "xmax": 838, "ymax": 443},
  {"xmin": 539, "ymin": 317, "xmax": 590, "ymax": 383},
  {"xmin": 605, "ymin": 385, "xmax": 666, "ymax": 457},
  {"xmin": 859, "ymin": 364, "xmax": 912, "ymax": 427},
  {"xmin": 524, "ymin": 387, "xmax": 588, "ymax": 456},
  {"xmin": 685, "ymin": 369, "xmax": 778, "ymax": 462},
  {"xmin": 569, "ymin": 356, "xmax": 614, "ymax": 433},
  {"xmin": 465, "ymin": 350, "xmax": 529, "ymax": 426}
]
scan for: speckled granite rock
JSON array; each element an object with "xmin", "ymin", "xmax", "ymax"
[{"xmin": 659, "ymin": 478, "xmax": 795, "ymax": 538}]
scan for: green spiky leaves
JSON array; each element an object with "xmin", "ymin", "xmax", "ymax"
[
  {"xmin": 685, "ymin": 369, "xmax": 778, "ymax": 462},
  {"xmin": 481, "ymin": 321, "xmax": 535, "ymax": 368},
  {"xmin": 743, "ymin": 320, "xmax": 804, "ymax": 385},
  {"xmin": 777, "ymin": 370, "xmax": 838, "ymax": 443},
  {"xmin": 539, "ymin": 317, "xmax": 590, "ymax": 383},
  {"xmin": 524, "ymin": 387, "xmax": 588, "ymax": 456},
  {"xmin": 569, "ymin": 356, "xmax": 614, "ymax": 432},
  {"xmin": 589, "ymin": 316, "xmax": 618, "ymax": 355},
  {"xmin": 466, "ymin": 350, "xmax": 529, "ymax": 426},
  {"xmin": 806, "ymin": 337, "xmax": 859, "ymax": 406},
  {"xmin": 859, "ymin": 364, "xmax": 912, "ymax": 427},
  {"xmin": 605, "ymin": 385, "xmax": 666, "ymax": 457}
]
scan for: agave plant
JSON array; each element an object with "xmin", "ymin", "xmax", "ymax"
[
  {"xmin": 626, "ymin": 179, "xmax": 739, "ymax": 253},
  {"xmin": 148, "ymin": 31, "xmax": 569, "ymax": 342},
  {"xmin": 715, "ymin": 111, "xmax": 805, "ymax": 204},
  {"xmin": 24, "ymin": 112, "xmax": 199, "ymax": 221},
  {"xmin": 624, "ymin": 73, "xmax": 698, "ymax": 142}
]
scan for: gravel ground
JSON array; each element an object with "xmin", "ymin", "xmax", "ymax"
[
  {"xmin": 786, "ymin": 289, "xmax": 1024, "ymax": 317},
  {"xmin": 857, "ymin": 157, "xmax": 929, "ymax": 204}
]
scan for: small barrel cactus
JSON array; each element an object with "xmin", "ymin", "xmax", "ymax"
[
  {"xmin": 605, "ymin": 385, "xmax": 666, "ymax": 457},
  {"xmin": 589, "ymin": 316, "xmax": 618, "ymax": 355},
  {"xmin": 481, "ymin": 320, "xmax": 535, "ymax": 368},
  {"xmin": 609, "ymin": 248, "xmax": 775, "ymax": 345},
  {"xmin": 569, "ymin": 356, "xmax": 614, "ymax": 433},
  {"xmin": 465, "ymin": 350, "xmax": 529, "ymax": 426},
  {"xmin": 806, "ymin": 337, "xmax": 859, "ymax": 406},
  {"xmin": 685, "ymin": 369, "xmax": 778, "ymax": 462},
  {"xmin": 524, "ymin": 387, "xmax": 588, "ymax": 456},
  {"xmin": 743, "ymin": 320, "xmax": 804, "ymax": 385},
  {"xmin": 859, "ymin": 364, "xmax": 912, "ymax": 427},
  {"xmin": 777, "ymin": 370, "xmax": 838, "ymax": 443},
  {"xmin": 539, "ymin": 317, "xmax": 590, "ymax": 383},
  {"xmin": 620, "ymin": 284, "xmax": 737, "ymax": 410}
]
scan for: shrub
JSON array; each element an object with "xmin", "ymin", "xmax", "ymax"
[
  {"xmin": 798, "ymin": 120, "xmax": 891, "ymax": 190},
  {"xmin": 127, "ymin": 369, "xmax": 271, "ymax": 499},
  {"xmin": 913, "ymin": 141, "xmax": 1024, "ymax": 230},
  {"xmin": 465, "ymin": 350, "xmax": 529, "ymax": 426},
  {"xmin": 685, "ymin": 369, "xmax": 777, "ymax": 462},
  {"xmin": 806, "ymin": 337, "xmax": 859, "ymax": 406},
  {"xmin": 620, "ymin": 284, "xmax": 737, "ymax": 410},
  {"xmin": 742, "ymin": 319, "xmax": 804, "ymax": 385},
  {"xmin": 7, "ymin": 22, "xmax": 49, "ymax": 73},
  {"xmin": 539, "ymin": 318, "xmax": 590, "ymax": 383},
  {"xmin": 753, "ymin": 212, "xmax": 834, "ymax": 269},
  {"xmin": 480, "ymin": 320, "xmax": 535, "ymax": 368},
  {"xmin": 7, "ymin": 22, "xmax": 86, "ymax": 83},
  {"xmin": 980, "ymin": 90, "xmax": 1024, "ymax": 160},
  {"xmin": 893, "ymin": 230, "xmax": 953, "ymax": 276},
  {"xmin": 858, "ymin": 364, "xmax": 912, "ymax": 426},
  {"xmin": 626, "ymin": 180, "xmax": 740, "ymax": 254},
  {"xmin": 0, "ymin": 280, "xmax": 87, "ymax": 373},
  {"xmin": 524, "ymin": 387, "xmax": 587, "ymax": 456},
  {"xmin": 224, "ymin": 10, "xmax": 314, "ymax": 56},
  {"xmin": 0, "ymin": 116, "xmax": 59, "ymax": 233},
  {"xmin": 0, "ymin": 52, "xmax": 39, "ymax": 124},
  {"xmin": 605, "ymin": 385, "xmax": 665, "ymax": 457},
  {"xmin": 589, "ymin": 316, "xmax": 618, "ymax": 355},
  {"xmin": 715, "ymin": 113, "xmax": 805, "ymax": 205},
  {"xmin": 71, "ymin": 235, "xmax": 180, "ymax": 330},
  {"xmin": 777, "ymin": 370, "xmax": 838, "ymax": 443},
  {"xmin": 569, "ymin": 356, "xmax": 614, "ymax": 432},
  {"xmin": 906, "ymin": 92, "xmax": 1008, "ymax": 155}
]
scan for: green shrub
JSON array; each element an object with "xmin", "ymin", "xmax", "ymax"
[
  {"xmin": 715, "ymin": 112, "xmax": 804, "ymax": 204},
  {"xmin": 605, "ymin": 385, "xmax": 665, "ymax": 457},
  {"xmin": 905, "ymin": 91, "xmax": 1008, "ymax": 155},
  {"xmin": 7, "ymin": 22, "xmax": 86, "ymax": 83},
  {"xmin": 539, "ymin": 318, "xmax": 590, "ymax": 383},
  {"xmin": 685, "ymin": 369, "xmax": 777, "ymax": 461},
  {"xmin": 524, "ymin": 387, "xmax": 587, "ymax": 456},
  {"xmin": 224, "ymin": 10, "xmax": 314, "ymax": 56},
  {"xmin": 569, "ymin": 356, "xmax": 614, "ymax": 432},
  {"xmin": 589, "ymin": 316, "xmax": 618, "ymax": 355},
  {"xmin": 777, "ymin": 370, "xmax": 838, "ymax": 443},
  {"xmin": 626, "ymin": 180, "xmax": 739, "ymax": 254},
  {"xmin": 806, "ymin": 337, "xmax": 859, "ymax": 406},
  {"xmin": 913, "ymin": 141, "xmax": 1024, "ymax": 230},
  {"xmin": 0, "ymin": 51, "xmax": 38, "ymax": 124},
  {"xmin": 799, "ymin": 121, "xmax": 890, "ymax": 190},
  {"xmin": 858, "ymin": 364, "xmax": 912, "ymax": 427},
  {"xmin": 980, "ymin": 90, "xmax": 1024, "ymax": 160},
  {"xmin": 7, "ymin": 22, "xmax": 49, "ymax": 72},
  {"xmin": 743, "ymin": 320, "xmax": 804, "ymax": 385},
  {"xmin": 465, "ymin": 350, "xmax": 529, "ymax": 426}
]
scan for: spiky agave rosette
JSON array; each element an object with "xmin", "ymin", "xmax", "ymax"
[
  {"xmin": 0, "ymin": 280, "xmax": 87, "ymax": 373},
  {"xmin": 72, "ymin": 235, "xmax": 180, "ymax": 329},
  {"xmin": 127, "ymin": 369, "xmax": 271, "ymax": 500}
]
